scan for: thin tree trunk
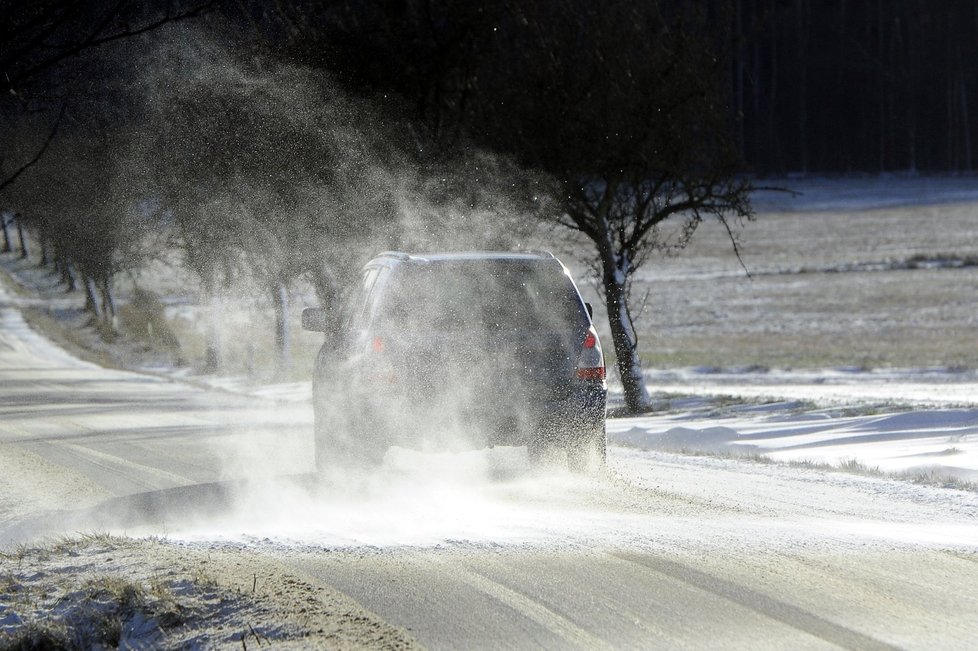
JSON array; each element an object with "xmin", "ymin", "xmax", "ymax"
[
  {"xmin": 1, "ymin": 214, "xmax": 11, "ymax": 253},
  {"xmin": 947, "ymin": 72, "xmax": 955, "ymax": 169},
  {"xmin": 734, "ymin": 0, "xmax": 745, "ymax": 157},
  {"xmin": 961, "ymin": 77, "xmax": 972, "ymax": 170},
  {"xmin": 878, "ymin": 0, "xmax": 886, "ymax": 172},
  {"xmin": 15, "ymin": 218, "xmax": 28, "ymax": 259},
  {"xmin": 62, "ymin": 260, "xmax": 78, "ymax": 291},
  {"xmin": 767, "ymin": 0, "xmax": 779, "ymax": 173},
  {"xmin": 92, "ymin": 277, "xmax": 117, "ymax": 335},
  {"xmin": 272, "ymin": 280, "xmax": 291, "ymax": 376},
  {"xmin": 40, "ymin": 237, "xmax": 50, "ymax": 266},
  {"xmin": 751, "ymin": 23, "xmax": 762, "ymax": 169},
  {"xmin": 99, "ymin": 277, "xmax": 116, "ymax": 331},
  {"xmin": 311, "ymin": 270, "xmax": 337, "ymax": 310},
  {"xmin": 795, "ymin": 0, "xmax": 809, "ymax": 174},
  {"xmin": 83, "ymin": 275, "xmax": 103, "ymax": 321},
  {"xmin": 310, "ymin": 266, "xmax": 340, "ymax": 331},
  {"xmin": 202, "ymin": 274, "xmax": 222, "ymax": 373}
]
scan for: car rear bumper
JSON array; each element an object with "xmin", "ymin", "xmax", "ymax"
[{"xmin": 341, "ymin": 380, "xmax": 607, "ymax": 449}]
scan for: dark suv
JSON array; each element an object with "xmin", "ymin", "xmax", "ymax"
[{"xmin": 301, "ymin": 251, "xmax": 607, "ymax": 471}]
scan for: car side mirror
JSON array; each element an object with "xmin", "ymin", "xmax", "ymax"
[
  {"xmin": 585, "ymin": 302, "xmax": 594, "ymax": 319},
  {"xmin": 301, "ymin": 307, "xmax": 331, "ymax": 333}
]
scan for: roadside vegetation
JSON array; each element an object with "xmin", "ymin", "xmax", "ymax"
[{"xmin": 0, "ymin": 534, "xmax": 418, "ymax": 650}]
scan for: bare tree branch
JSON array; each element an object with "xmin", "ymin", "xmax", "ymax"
[
  {"xmin": 0, "ymin": 101, "xmax": 65, "ymax": 192},
  {"xmin": 3, "ymin": 1, "xmax": 216, "ymax": 91}
]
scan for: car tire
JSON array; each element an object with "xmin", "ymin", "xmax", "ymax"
[
  {"xmin": 354, "ymin": 414, "xmax": 389, "ymax": 466},
  {"xmin": 315, "ymin": 419, "xmax": 388, "ymax": 470},
  {"xmin": 567, "ymin": 424, "xmax": 607, "ymax": 473},
  {"xmin": 328, "ymin": 414, "xmax": 391, "ymax": 469},
  {"xmin": 314, "ymin": 387, "xmax": 388, "ymax": 471},
  {"xmin": 314, "ymin": 418, "xmax": 355, "ymax": 472},
  {"xmin": 527, "ymin": 437, "xmax": 560, "ymax": 468}
]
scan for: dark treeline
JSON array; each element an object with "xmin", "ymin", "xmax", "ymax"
[
  {"xmin": 231, "ymin": 0, "xmax": 978, "ymax": 175},
  {"xmin": 729, "ymin": 0, "xmax": 978, "ymax": 174}
]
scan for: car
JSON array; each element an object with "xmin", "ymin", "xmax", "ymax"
[{"xmin": 301, "ymin": 251, "xmax": 607, "ymax": 471}]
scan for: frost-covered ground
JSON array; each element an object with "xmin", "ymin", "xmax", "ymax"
[{"xmin": 0, "ymin": 535, "xmax": 417, "ymax": 649}]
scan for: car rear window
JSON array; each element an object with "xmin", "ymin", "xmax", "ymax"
[{"xmin": 374, "ymin": 260, "xmax": 587, "ymax": 333}]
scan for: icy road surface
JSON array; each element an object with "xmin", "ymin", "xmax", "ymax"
[{"xmin": 2, "ymin": 283, "xmax": 978, "ymax": 649}]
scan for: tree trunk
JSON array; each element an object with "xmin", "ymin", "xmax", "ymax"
[
  {"xmin": 99, "ymin": 277, "xmax": 117, "ymax": 332},
  {"xmin": 40, "ymin": 237, "xmax": 50, "ymax": 266},
  {"xmin": 82, "ymin": 275, "xmax": 103, "ymax": 321},
  {"xmin": 202, "ymin": 274, "xmax": 222, "ymax": 373},
  {"xmin": 272, "ymin": 280, "xmax": 291, "ymax": 376},
  {"xmin": 1, "ymin": 214, "xmax": 11, "ymax": 253},
  {"xmin": 795, "ymin": 0, "xmax": 809, "ymax": 174},
  {"xmin": 61, "ymin": 260, "xmax": 78, "ymax": 291},
  {"xmin": 15, "ymin": 218, "xmax": 28, "ymax": 259},
  {"xmin": 961, "ymin": 77, "xmax": 973, "ymax": 170},
  {"xmin": 309, "ymin": 266, "xmax": 341, "ymax": 330},
  {"xmin": 311, "ymin": 269, "xmax": 337, "ymax": 310},
  {"xmin": 600, "ymin": 249, "xmax": 651, "ymax": 413},
  {"xmin": 877, "ymin": 0, "xmax": 886, "ymax": 172}
]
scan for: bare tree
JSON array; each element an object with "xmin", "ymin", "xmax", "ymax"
[
  {"xmin": 136, "ymin": 38, "xmax": 410, "ymax": 374},
  {"xmin": 487, "ymin": 3, "xmax": 754, "ymax": 411},
  {"xmin": 4, "ymin": 129, "xmax": 151, "ymax": 331},
  {"xmin": 0, "ymin": 0, "xmax": 214, "ymax": 191}
]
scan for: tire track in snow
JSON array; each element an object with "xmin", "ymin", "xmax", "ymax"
[
  {"xmin": 611, "ymin": 552, "xmax": 900, "ymax": 651},
  {"xmin": 425, "ymin": 554, "xmax": 615, "ymax": 651},
  {"xmin": 23, "ymin": 439, "xmax": 193, "ymax": 493}
]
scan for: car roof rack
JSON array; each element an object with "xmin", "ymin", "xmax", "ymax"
[
  {"xmin": 518, "ymin": 249, "xmax": 556, "ymax": 259},
  {"xmin": 373, "ymin": 250, "xmax": 555, "ymax": 263},
  {"xmin": 375, "ymin": 251, "xmax": 413, "ymax": 261}
]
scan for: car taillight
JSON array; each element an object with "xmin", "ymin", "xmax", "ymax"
[
  {"xmin": 365, "ymin": 336, "xmax": 396, "ymax": 382},
  {"xmin": 576, "ymin": 367, "xmax": 606, "ymax": 380},
  {"xmin": 576, "ymin": 326, "xmax": 606, "ymax": 382}
]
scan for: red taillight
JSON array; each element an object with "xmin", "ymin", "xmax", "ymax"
[
  {"xmin": 372, "ymin": 336, "xmax": 385, "ymax": 353},
  {"xmin": 576, "ymin": 326, "xmax": 605, "ymax": 382},
  {"xmin": 576, "ymin": 367, "xmax": 606, "ymax": 380}
]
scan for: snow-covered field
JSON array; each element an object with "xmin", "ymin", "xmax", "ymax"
[
  {"xmin": 601, "ymin": 176, "xmax": 978, "ymax": 483},
  {"xmin": 602, "ymin": 176, "xmax": 978, "ymax": 370},
  {"xmin": 610, "ymin": 367, "xmax": 978, "ymax": 483}
]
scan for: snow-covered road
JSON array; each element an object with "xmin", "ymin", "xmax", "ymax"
[
  {"xmin": 3, "ymin": 278, "xmax": 978, "ymax": 649},
  {"xmin": 0, "ymin": 279, "xmax": 314, "ymax": 539}
]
